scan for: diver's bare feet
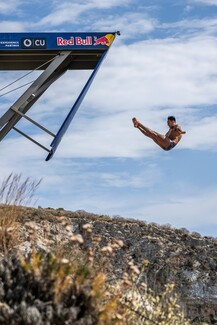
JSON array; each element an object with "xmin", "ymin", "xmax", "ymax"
[{"xmin": 132, "ymin": 117, "xmax": 139, "ymax": 128}]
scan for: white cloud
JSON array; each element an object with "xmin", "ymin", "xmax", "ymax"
[
  {"xmin": 87, "ymin": 0, "xmax": 132, "ymax": 8},
  {"xmin": 0, "ymin": 21, "xmax": 25, "ymax": 32},
  {"xmin": 184, "ymin": 5, "xmax": 194, "ymax": 12},
  {"xmin": 91, "ymin": 13, "xmax": 157, "ymax": 38},
  {"xmin": 191, "ymin": 0, "xmax": 217, "ymax": 5},
  {"xmin": 99, "ymin": 167, "xmax": 162, "ymax": 188},
  {"xmin": 35, "ymin": 0, "xmax": 132, "ymax": 28},
  {"xmin": 89, "ymin": 36, "xmax": 217, "ymax": 110},
  {"xmin": 0, "ymin": 0, "xmax": 22, "ymax": 15},
  {"xmin": 35, "ymin": 3, "xmax": 83, "ymax": 27},
  {"xmin": 134, "ymin": 188, "xmax": 217, "ymax": 230},
  {"xmin": 161, "ymin": 17, "xmax": 217, "ymax": 37},
  {"xmin": 184, "ymin": 116, "xmax": 217, "ymax": 149}
]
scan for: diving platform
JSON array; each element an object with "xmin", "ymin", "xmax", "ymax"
[{"xmin": 0, "ymin": 32, "xmax": 119, "ymax": 160}]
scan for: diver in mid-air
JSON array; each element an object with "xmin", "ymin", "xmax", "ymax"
[{"xmin": 132, "ymin": 116, "xmax": 186, "ymax": 151}]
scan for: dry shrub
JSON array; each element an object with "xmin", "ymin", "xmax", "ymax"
[
  {"xmin": 0, "ymin": 173, "xmax": 41, "ymax": 254},
  {"xmin": 120, "ymin": 282, "xmax": 189, "ymax": 324}
]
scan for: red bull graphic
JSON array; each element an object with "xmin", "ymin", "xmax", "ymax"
[
  {"xmin": 94, "ymin": 34, "xmax": 115, "ymax": 46},
  {"xmin": 57, "ymin": 34, "xmax": 115, "ymax": 47}
]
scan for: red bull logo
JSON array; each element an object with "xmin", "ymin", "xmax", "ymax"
[
  {"xmin": 94, "ymin": 34, "xmax": 115, "ymax": 46},
  {"xmin": 56, "ymin": 34, "xmax": 115, "ymax": 47}
]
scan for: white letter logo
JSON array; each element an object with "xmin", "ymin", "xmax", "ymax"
[{"xmin": 23, "ymin": 39, "xmax": 32, "ymax": 47}]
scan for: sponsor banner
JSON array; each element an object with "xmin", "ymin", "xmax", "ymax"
[{"xmin": 0, "ymin": 32, "xmax": 116, "ymax": 50}]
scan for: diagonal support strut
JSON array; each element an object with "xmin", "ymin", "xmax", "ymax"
[{"xmin": 0, "ymin": 51, "xmax": 73, "ymax": 142}]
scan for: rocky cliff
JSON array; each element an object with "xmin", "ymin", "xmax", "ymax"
[{"xmin": 1, "ymin": 205, "xmax": 217, "ymax": 324}]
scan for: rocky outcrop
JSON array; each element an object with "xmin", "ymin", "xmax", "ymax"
[{"xmin": 1, "ymin": 206, "xmax": 217, "ymax": 323}]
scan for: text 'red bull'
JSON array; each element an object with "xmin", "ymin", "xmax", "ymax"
[{"xmin": 57, "ymin": 36, "xmax": 92, "ymax": 46}]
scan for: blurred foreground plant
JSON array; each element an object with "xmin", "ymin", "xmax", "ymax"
[{"xmin": 0, "ymin": 173, "xmax": 41, "ymax": 254}]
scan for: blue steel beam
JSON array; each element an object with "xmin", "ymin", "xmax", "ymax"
[{"xmin": 46, "ymin": 50, "xmax": 108, "ymax": 161}]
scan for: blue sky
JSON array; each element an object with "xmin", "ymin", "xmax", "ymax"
[{"xmin": 1, "ymin": 0, "xmax": 217, "ymax": 236}]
